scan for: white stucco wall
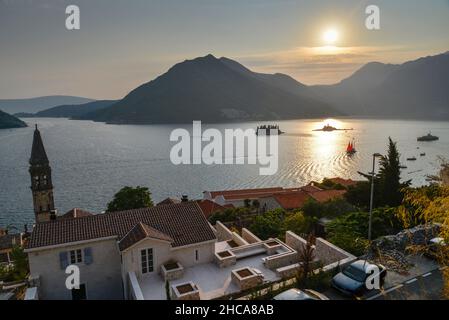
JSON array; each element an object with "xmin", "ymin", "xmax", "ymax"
[
  {"xmin": 27, "ymin": 238, "xmax": 123, "ymax": 300},
  {"xmin": 121, "ymin": 238, "xmax": 216, "ymax": 283}
]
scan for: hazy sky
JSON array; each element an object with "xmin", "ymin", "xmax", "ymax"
[{"xmin": 1, "ymin": 0, "xmax": 449, "ymax": 99}]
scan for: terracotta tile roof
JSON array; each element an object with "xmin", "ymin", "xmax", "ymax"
[
  {"xmin": 61, "ymin": 208, "xmax": 94, "ymax": 219},
  {"xmin": 309, "ymin": 190, "xmax": 346, "ymax": 203},
  {"xmin": 224, "ymin": 191, "xmax": 285, "ymax": 200},
  {"xmin": 27, "ymin": 202, "xmax": 216, "ymax": 250},
  {"xmin": 195, "ymin": 200, "xmax": 227, "ymax": 219},
  {"xmin": 271, "ymin": 191, "xmax": 312, "ymax": 210},
  {"xmin": 156, "ymin": 197, "xmax": 181, "ymax": 206},
  {"xmin": 207, "ymin": 187, "xmax": 284, "ymax": 199},
  {"xmin": 300, "ymin": 185, "xmax": 323, "ymax": 193},
  {"xmin": 118, "ymin": 222, "xmax": 173, "ymax": 251}
]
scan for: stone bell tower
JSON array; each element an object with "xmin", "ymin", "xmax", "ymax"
[{"xmin": 29, "ymin": 125, "xmax": 56, "ymax": 223}]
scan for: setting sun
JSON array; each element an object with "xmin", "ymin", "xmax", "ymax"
[{"xmin": 323, "ymin": 28, "xmax": 339, "ymax": 45}]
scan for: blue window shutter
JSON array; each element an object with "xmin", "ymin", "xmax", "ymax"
[
  {"xmin": 59, "ymin": 252, "xmax": 68, "ymax": 269},
  {"xmin": 84, "ymin": 247, "xmax": 93, "ymax": 265}
]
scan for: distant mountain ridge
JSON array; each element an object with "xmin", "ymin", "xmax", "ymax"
[
  {"xmin": 0, "ymin": 96, "xmax": 95, "ymax": 114},
  {"xmin": 78, "ymin": 54, "xmax": 340, "ymax": 124},
  {"xmin": 310, "ymin": 52, "xmax": 449, "ymax": 119},
  {"xmin": 31, "ymin": 100, "xmax": 117, "ymax": 118},
  {"xmin": 0, "ymin": 110, "xmax": 27, "ymax": 129}
]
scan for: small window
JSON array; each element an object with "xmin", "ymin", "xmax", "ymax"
[
  {"xmin": 141, "ymin": 248, "xmax": 153, "ymax": 274},
  {"xmin": 195, "ymin": 249, "xmax": 199, "ymax": 262},
  {"xmin": 70, "ymin": 249, "xmax": 83, "ymax": 264}
]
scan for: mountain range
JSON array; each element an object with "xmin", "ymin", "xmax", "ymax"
[
  {"xmin": 310, "ymin": 52, "xmax": 449, "ymax": 119},
  {"xmin": 5, "ymin": 51, "xmax": 449, "ymax": 123},
  {"xmin": 21, "ymin": 100, "xmax": 117, "ymax": 118},
  {"xmin": 77, "ymin": 54, "xmax": 338, "ymax": 123},
  {"xmin": 0, "ymin": 96, "xmax": 95, "ymax": 114}
]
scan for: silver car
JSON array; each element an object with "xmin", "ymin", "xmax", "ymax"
[{"xmin": 273, "ymin": 288, "xmax": 329, "ymax": 300}]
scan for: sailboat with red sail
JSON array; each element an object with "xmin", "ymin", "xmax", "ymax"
[{"xmin": 346, "ymin": 140, "xmax": 356, "ymax": 155}]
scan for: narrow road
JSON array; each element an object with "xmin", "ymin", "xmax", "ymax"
[{"xmin": 367, "ymin": 268, "xmax": 446, "ymax": 300}]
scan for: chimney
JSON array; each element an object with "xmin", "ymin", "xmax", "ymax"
[
  {"xmin": 181, "ymin": 195, "xmax": 189, "ymax": 202},
  {"xmin": 50, "ymin": 210, "xmax": 57, "ymax": 221}
]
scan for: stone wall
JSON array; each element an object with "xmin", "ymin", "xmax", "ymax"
[
  {"xmin": 372, "ymin": 224, "xmax": 441, "ymax": 252},
  {"xmin": 215, "ymin": 221, "xmax": 233, "ymax": 242},
  {"xmin": 315, "ymin": 237, "xmax": 354, "ymax": 265},
  {"xmin": 285, "ymin": 231, "xmax": 313, "ymax": 260},
  {"xmin": 232, "ymin": 232, "xmax": 249, "ymax": 246},
  {"xmin": 241, "ymin": 228, "xmax": 262, "ymax": 244},
  {"xmin": 276, "ymin": 263, "xmax": 301, "ymax": 279}
]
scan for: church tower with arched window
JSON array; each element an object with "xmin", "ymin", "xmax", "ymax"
[{"xmin": 29, "ymin": 125, "xmax": 55, "ymax": 223}]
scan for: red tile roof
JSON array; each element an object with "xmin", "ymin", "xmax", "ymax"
[
  {"xmin": 156, "ymin": 197, "xmax": 181, "ymax": 206},
  {"xmin": 195, "ymin": 200, "xmax": 227, "ymax": 219},
  {"xmin": 27, "ymin": 202, "xmax": 216, "ymax": 250},
  {"xmin": 300, "ymin": 185, "xmax": 323, "ymax": 193},
  {"xmin": 271, "ymin": 191, "xmax": 312, "ymax": 210},
  {"xmin": 309, "ymin": 190, "xmax": 346, "ymax": 203},
  {"xmin": 207, "ymin": 187, "xmax": 284, "ymax": 199},
  {"xmin": 118, "ymin": 222, "xmax": 173, "ymax": 251}
]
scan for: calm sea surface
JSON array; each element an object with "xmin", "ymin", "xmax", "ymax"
[{"xmin": 1, "ymin": 117, "xmax": 449, "ymax": 229}]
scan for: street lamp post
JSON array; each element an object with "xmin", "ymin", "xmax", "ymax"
[{"xmin": 368, "ymin": 153, "xmax": 382, "ymax": 241}]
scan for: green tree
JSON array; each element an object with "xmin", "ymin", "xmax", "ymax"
[
  {"xmin": 346, "ymin": 138, "xmax": 410, "ymax": 209},
  {"xmin": 378, "ymin": 138, "xmax": 409, "ymax": 206},
  {"xmin": 250, "ymin": 209, "xmax": 284, "ymax": 239},
  {"xmin": 9, "ymin": 245, "xmax": 29, "ymax": 281},
  {"xmin": 296, "ymin": 234, "xmax": 315, "ymax": 288},
  {"xmin": 283, "ymin": 211, "xmax": 311, "ymax": 236},
  {"xmin": 208, "ymin": 207, "xmax": 251, "ymax": 225},
  {"xmin": 302, "ymin": 198, "xmax": 356, "ymax": 219},
  {"xmin": 398, "ymin": 185, "xmax": 449, "ymax": 298},
  {"xmin": 106, "ymin": 186, "xmax": 154, "ymax": 212},
  {"xmin": 326, "ymin": 208, "xmax": 402, "ymax": 255}
]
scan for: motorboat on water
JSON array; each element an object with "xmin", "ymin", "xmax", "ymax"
[{"xmin": 417, "ymin": 133, "xmax": 439, "ymax": 142}]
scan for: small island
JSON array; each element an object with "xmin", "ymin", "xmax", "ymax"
[{"xmin": 0, "ymin": 110, "xmax": 28, "ymax": 129}]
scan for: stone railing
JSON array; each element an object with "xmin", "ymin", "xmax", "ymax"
[
  {"xmin": 263, "ymin": 251, "xmax": 298, "ymax": 270},
  {"xmin": 128, "ymin": 271, "xmax": 144, "ymax": 300}
]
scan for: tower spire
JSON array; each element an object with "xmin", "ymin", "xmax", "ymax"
[
  {"xmin": 30, "ymin": 125, "xmax": 49, "ymax": 165},
  {"xmin": 29, "ymin": 126, "xmax": 55, "ymax": 223}
]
